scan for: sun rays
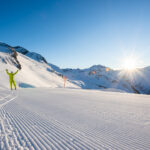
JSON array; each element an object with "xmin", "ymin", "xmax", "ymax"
[{"xmin": 121, "ymin": 55, "xmax": 138, "ymax": 72}]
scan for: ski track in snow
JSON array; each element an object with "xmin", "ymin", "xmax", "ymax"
[
  {"xmin": 0, "ymin": 89, "xmax": 105, "ymax": 150},
  {"xmin": 0, "ymin": 88, "xmax": 150, "ymax": 150}
]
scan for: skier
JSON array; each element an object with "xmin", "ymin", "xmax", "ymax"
[{"xmin": 6, "ymin": 69, "xmax": 18, "ymax": 90}]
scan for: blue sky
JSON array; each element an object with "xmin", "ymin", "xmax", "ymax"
[{"xmin": 0, "ymin": 0, "xmax": 150, "ymax": 69}]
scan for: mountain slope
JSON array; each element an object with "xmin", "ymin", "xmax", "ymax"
[
  {"xmin": 14, "ymin": 46, "xmax": 47, "ymax": 63},
  {"xmin": 0, "ymin": 42, "xmax": 78, "ymax": 89}
]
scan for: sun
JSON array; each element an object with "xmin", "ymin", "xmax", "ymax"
[{"xmin": 122, "ymin": 57, "xmax": 137, "ymax": 71}]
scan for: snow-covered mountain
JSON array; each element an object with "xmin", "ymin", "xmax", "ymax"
[
  {"xmin": 0, "ymin": 42, "xmax": 150, "ymax": 94},
  {"xmin": 49, "ymin": 59, "xmax": 150, "ymax": 94},
  {"xmin": 0, "ymin": 42, "xmax": 78, "ymax": 89},
  {"xmin": 14, "ymin": 46, "xmax": 47, "ymax": 63},
  {"xmin": 50, "ymin": 65, "xmax": 136, "ymax": 93}
]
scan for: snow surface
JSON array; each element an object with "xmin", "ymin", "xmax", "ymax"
[{"xmin": 0, "ymin": 88, "xmax": 150, "ymax": 149}]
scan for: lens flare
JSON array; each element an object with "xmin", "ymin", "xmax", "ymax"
[{"xmin": 122, "ymin": 56, "xmax": 137, "ymax": 71}]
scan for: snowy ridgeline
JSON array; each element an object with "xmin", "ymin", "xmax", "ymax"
[
  {"xmin": 0, "ymin": 42, "xmax": 150, "ymax": 94},
  {"xmin": 0, "ymin": 88, "xmax": 150, "ymax": 149}
]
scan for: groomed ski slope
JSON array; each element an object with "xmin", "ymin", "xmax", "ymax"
[{"xmin": 0, "ymin": 88, "xmax": 150, "ymax": 150}]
